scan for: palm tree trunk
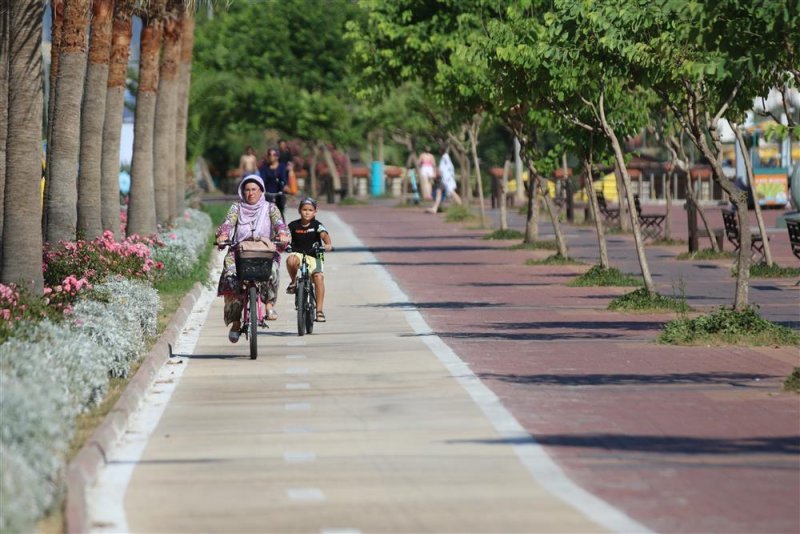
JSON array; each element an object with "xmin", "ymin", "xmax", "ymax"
[
  {"xmin": 44, "ymin": 0, "xmax": 64, "ymax": 195},
  {"xmin": 45, "ymin": 0, "xmax": 90, "ymax": 244},
  {"xmin": 154, "ymin": 7, "xmax": 182, "ymax": 225},
  {"xmin": 599, "ymin": 93, "xmax": 655, "ymax": 295},
  {"xmin": 101, "ymin": 0, "xmax": 133, "ymax": 240},
  {"xmin": 584, "ymin": 158, "xmax": 609, "ymax": 269},
  {"xmin": 127, "ymin": 11, "xmax": 162, "ymax": 237},
  {"xmin": 77, "ymin": 0, "xmax": 114, "ymax": 240},
  {"xmin": 2, "ymin": 0, "xmax": 45, "ymax": 292},
  {"xmin": 174, "ymin": 9, "xmax": 194, "ymax": 215},
  {"xmin": 732, "ymin": 123, "xmax": 773, "ymax": 266},
  {"xmin": 0, "ymin": 5, "xmax": 9, "ymax": 263}
]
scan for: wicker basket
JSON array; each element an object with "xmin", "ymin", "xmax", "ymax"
[{"xmin": 235, "ymin": 241, "xmax": 276, "ymax": 281}]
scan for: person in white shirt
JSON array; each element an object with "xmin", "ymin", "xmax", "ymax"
[{"xmin": 427, "ymin": 148, "xmax": 462, "ymax": 213}]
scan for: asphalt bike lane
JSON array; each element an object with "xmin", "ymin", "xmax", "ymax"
[{"xmin": 86, "ymin": 212, "xmax": 647, "ymax": 533}]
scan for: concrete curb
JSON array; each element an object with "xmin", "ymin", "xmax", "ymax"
[{"xmin": 65, "ymin": 281, "xmax": 204, "ymax": 533}]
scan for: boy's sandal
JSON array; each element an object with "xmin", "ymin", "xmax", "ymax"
[
  {"xmin": 266, "ymin": 309, "xmax": 278, "ymax": 321},
  {"xmin": 315, "ymin": 310, "xmax": 326, "ymax": 322},
  {"xmin": 286, "ymin": 282, "xmax": 297, "ymax": 294}
]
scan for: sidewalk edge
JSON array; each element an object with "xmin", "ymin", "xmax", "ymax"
[{"xmin": 64, "ymin": 281, "xmax": 204, "ymax": 534}]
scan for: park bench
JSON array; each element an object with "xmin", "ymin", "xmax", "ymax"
[
  {"xmin": 633, "ymin": 195, "xmax": 666, "ymax": 240},
  {"xmin": 787, "ymin": 219, "xmax": 800, "ymax": 261},
  {"xmin": 721, "ymin": 209, "xmax": 767, "ymax": 262},
  {"xmin": 595, "ymin": 191, "xmax": 620, "ymax": 224}
]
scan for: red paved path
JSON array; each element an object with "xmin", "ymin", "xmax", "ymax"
[{"xmin": 332, "ymin": 201, "xmax": 800, "ymax": 534}]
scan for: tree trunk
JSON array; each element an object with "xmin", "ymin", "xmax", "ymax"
[
  {"xmin": 523, "ymin": 171, "xmax": 539, "ymax": 244},
  {"xmin": 614, "ymin": 166, "xmax": 629, "ymax": 231},
  {"xmin": 45, "ymin": 0, "xmax": 90, "ymax": 244},
  {"xmin": 2, "ymin": 0, "xmax": 45, "ymax": 292},
  {"xmin": 685, "ymin": 173, "xmax": 719, "ymax": 252},
  {"xmin": 154, "ymin": 9, "xmax": 182, "ymax": 225},
  {"xmin": 174, "ymin": 9, "xmax": 194, "ymax": 216},
  {"xmin": 584, "ymin": 159, "xmax": 609, "ymax": 269},
  {"xmin": 0, "ymin": 4, "xmax": 9, "ymax": 263},
  {"xmin": 321, "ymin": 144, "xmax": 342, "ymax": 195},
  {"xmin": 308, "ymin": 143, "xmax": 319, "ymax": 196},
  {"xmin": 45, "ymin": 0, "xmax": 64, "ymax": 183},
  {"xmin": 127, "ymin": 13, "xmax": 162, "ymax": 236},
  {"xmin": 599, "ymin": 93, "xmax": 655, "ymax": 295},
  {"xmin": 539, "ymin": 177, "xmax": 569, "ymax": 258},
  {"xmin": 695, "ymin": 118, "xmax": 750, "ymax": 309},
  {"xmin": 77, "ymin": 0, "xmax": 114, "ymax": 240},
  {"xmin": 732, "ymin": 123, "xmax": 773, "ymax": 266},
  {"xmin": 663, "ymin": 173, "xmax": 672, "ymax": 240},
  {"xmin": 101, "ymin": 1, "xmax": 133, "ymax": 240},
  {"xmin": 514, "ymin": 137, "xmax": 524, "ymax": 204},
  {"xmin": 345, "ymin": 148, "xmax": 355, "ymax": 198},
  {"xmin": 499, "ymin": 160, "xmax": 510, "ymax": 231},
  {"xmin": 467, "ymin": 122, "xmax": 487, "ymax": 228}
]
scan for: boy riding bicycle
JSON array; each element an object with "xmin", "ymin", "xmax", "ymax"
[{"xmin": 285, "ymin": 198, "xmax": 332, "ymax": 322}]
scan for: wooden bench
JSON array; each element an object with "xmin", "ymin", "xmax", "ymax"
[
  {"xmin": 721, "ymin": 209, "xmax": 767, "ymax": 262},
  {"xmin": 787, "ymin": 219, "xmax": 800, "ymax": 260},
  {"xmin": 633, "ymin": 195, "xmax": 666, "ymax": 241},
  {"xmin": 595, "ymin": 191, "xmax": 620, "ymax": 224}
]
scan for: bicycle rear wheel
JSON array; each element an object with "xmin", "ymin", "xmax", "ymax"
[
  {"xmin": 296, "ymin": 280, "xmax": 307, "ymax": 336},
  {"xmin": 248, "ymin": 285, "xmax": 258, "ymax": 359}
]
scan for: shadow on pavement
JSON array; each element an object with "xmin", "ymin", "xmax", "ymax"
[
  {"xmin": 490, "ymin": 320, "xmax": 665, "ymax": 331},
  {"xmin": 477, "ymin": 371, "xmax": 780, "ymax": 387},
  {"xmin": 336, "ymin": 245, "xmax": 492, "ymax": 253},
  {"xmin": 448, "ymin": 433, "xmax": 800, "ymax": 456},
  {"xmin": 365, "ymin": 301, "xmax": 500, "ymax": 309}
]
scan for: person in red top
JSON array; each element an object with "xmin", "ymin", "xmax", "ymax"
[{"xmin": 285, "ymin": 198, "xmax": 333, "ymax": 322}]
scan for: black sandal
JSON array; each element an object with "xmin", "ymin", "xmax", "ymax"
[{"xmin": 315, "ymin": 310, "xmax": 326, "ymax": 322}]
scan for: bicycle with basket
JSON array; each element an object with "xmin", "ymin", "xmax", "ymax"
[{"xmin": 220, "ymin": 238, "xmax": 277, "ymax": 359}]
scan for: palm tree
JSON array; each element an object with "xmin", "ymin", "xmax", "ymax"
[
  {"xmin": 101, "ymin": 0, "xmax": 135, "ymax": 240},
  {"xmin": 77, "ymin": 0, "xmax": 114, "ymax": 240},
  {"xmin": 174, "ymin": 9, "xmax": 195, "ymax": 216},
  {"xmin": 127, "ymin": 0, "xmax": 165, "ymax": 237},
  {"xmin": 153, "ymin": 0, "xmax": 183, "ymax": 225},
  {"xmin": 0, "ymin": 5, "xmax": 9, "ymax": 266},
  {"xmin": 44, "ymin": 0, "xmax": 90, "ymax": 244},
  {"xmin": 2, "ymin": 0, "xmax": 45, "ymax": 292}
]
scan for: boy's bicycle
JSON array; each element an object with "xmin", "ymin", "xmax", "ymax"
[
  {"xmin": 219, "ymin": 239, "xmax": 277, "ymax": 359},
  {"xmin": 288, "ymin": 242, "xmax": 325, "ymax": 336}
]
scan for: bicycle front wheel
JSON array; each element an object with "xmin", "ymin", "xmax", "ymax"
[
  {"xmin": 305, "ymin": 286, "xmax": 315, "ymax": 334},
  {"xmin": 296, "ymin": 280, "xmax": 307, "ymax": 336},
  {"xmin": 248, "ymin": 285, "xmax": 258, "ymax": 359}
]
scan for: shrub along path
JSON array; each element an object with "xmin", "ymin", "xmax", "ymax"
[{"xmin": 334, "ymin": 200, "xmax": 799, "ymax": 534}]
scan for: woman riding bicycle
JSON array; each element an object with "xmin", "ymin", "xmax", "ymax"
[
  {"xmin": 286, "ymin": 197, "xmax": 332, "ymax": 322},
  {"xmin": 258, "ymin": 147, "xmax": 291, "ymax": 219},
  {"xmin": 215, "ymin": 174, "xmax": 290, "ymax": 343}
]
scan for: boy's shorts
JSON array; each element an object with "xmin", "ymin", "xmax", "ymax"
[{"xmin": 291, "ymin": 252, "xmax": 323, "ymax": 274}]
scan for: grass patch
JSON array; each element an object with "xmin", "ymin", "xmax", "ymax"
[
  {"xmin": 444, "ymin": 205, "xmax": 476, "ymax": 222},
  {"xmin": 658, "ymin": 306, "xmax": 800, "ymax": 346},
  {"xmin": 749, "ymin": 262, "xmax": 800, "ymax": 278},
  {"xmin": 525, "ymin": 254, "xmax": 582, "ymax": 266},
  {"xmin": 676, "ymin": 248, "xmax": 735, "ymax": 261},
  {"xmin": 568, "ymin": 265, "xmax": 643, "ymax": 287},
  {"xmin": 784, "ymin": 368, "xmax": 800, "ymax": 393},
  {"xmin": 608, "ymin": 287, "xmax": 690, "ymax": 313},
  {"xmin": 649, "ymin": 238, "xmax": 687, "ymax": 246},
  {"xmin": 200, "ymin": 202, "xmax": 230, "ymax": 225},
  {"xmin": 341, "ymin": 196, "xmax": 368, "ymax": 206},
  {"xmin": 508, "ymin": 240, "xmax": 558, "ymax": 251},
  {"xmin": 483, "ymin": 228, "xmax": 525, "ymax": 240}
]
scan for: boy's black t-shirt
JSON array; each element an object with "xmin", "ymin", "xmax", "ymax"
[{"xmin": 289, "ymin": 219, "xmax": 327, "ymax": 255}]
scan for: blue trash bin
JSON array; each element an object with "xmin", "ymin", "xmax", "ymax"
[{"xmin": 370, "ymin": 161, "xmax": 384, "ymax": 197}]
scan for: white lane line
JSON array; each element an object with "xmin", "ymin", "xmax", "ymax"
[
  {"xmin": 86, "ymin": 269, "xmax": 220, "ymax": 533},
  {"xmin": 285, "ymin": 367, "xmax": 309, "ymax": 375},
  {"xmin": 332, "ymin": 213, "xmax": 652, "ymax": 534},
  {"xmin": 287, "ymin": 340, "xmax": 307, "ymax": 347},
  {"xmin": 287, "ymin": 488, "xmax": 326, "ymax": 502},
  {"xmin": 286, "ymin": 354, "xmax": 307, "ymax": 360},
  {"xmin": 285, "ymin": 402, "xmax": 312, "ymax": 411},
  {"xmin": 286, "ymin": 382, "xmax": 311, "ymax": 390},
  {"xmin": 321, "ymin": 530, "xmax": 362, "ymax": 534},
  {"xmin": 283, "ymin": 451, "xmax": 317, "ymax": 463}
]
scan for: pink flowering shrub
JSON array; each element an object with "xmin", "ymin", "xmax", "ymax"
[
  {"xmin": 43, "ymin": 231, "xmax": 165, "ymax": 287},
  {"xmin": 0, "ymin": 282, "xmax": 83, "ymax": 342}
]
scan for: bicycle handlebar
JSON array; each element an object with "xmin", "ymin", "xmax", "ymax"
[{"xmin": 285, "ymin": 242, "xmax": 331, "ymax": 255}]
